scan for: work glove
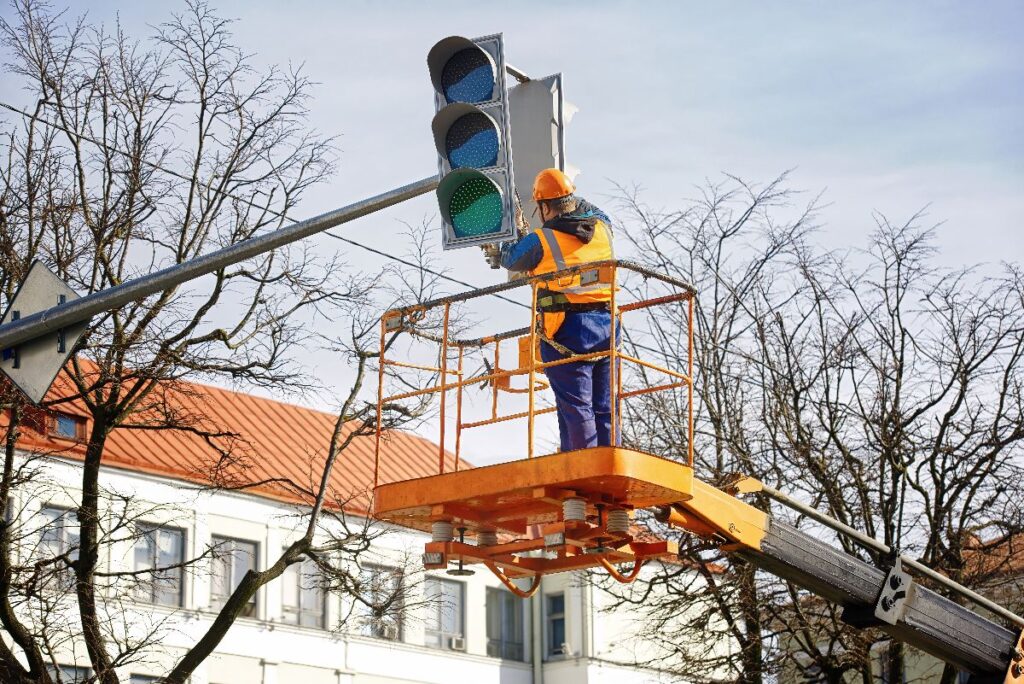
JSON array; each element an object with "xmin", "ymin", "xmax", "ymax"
[{"xmin": 480, "ymin": 243, "xmax": 501, "ymax": 269}]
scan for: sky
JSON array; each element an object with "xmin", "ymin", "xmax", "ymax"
[{"xmin": 3, "ymin": 1, "xmax": 1023, "ymax": 464}]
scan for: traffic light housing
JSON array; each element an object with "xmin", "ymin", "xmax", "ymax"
[
  {"xmin": 428, "ymin": 34, "xmax": 516, "ymax": 250},
  {"xmin": 508, "ymin": 73, "xmax": 576, "ymax": 222}
]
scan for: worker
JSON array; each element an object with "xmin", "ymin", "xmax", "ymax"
[{"xmin": 498, "ymin": 168, "xmax": 618, "ymax": 452}]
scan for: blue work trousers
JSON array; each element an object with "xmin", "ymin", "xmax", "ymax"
[{"xmin": 540, "ymin": 310, "xmax": 620, "ymax": 452}]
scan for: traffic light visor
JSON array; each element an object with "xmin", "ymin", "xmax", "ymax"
[
  {"xmin": 431, "ymin": 103, "xmax": 500, "ymax": 170},
  {"xmin": 437, "ymin": 169, "xmax": 504, "ymax": 239},
  {"xmin": 428, "ymin": 37, "xmax": 496, "ymax": 105}
]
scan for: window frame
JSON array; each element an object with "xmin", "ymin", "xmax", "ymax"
[
  {"xmin": 38, "ymin": 505, "xmax": 79, "ymax": 590},
  {"xmin": 356, "ymin": 563, "xmax": 404, "ymax": 640},
  {"xmin": 46, "ymin": 664, "xmax": 91, "ymax": 683},
  {"xmin": 209, "ymin": 535, "xmax": 259, "ymax": 617},
  {"xmin": 132, "ymin": 522, "xmax": 186, "ymax": 608},
  {"xmin": 48, "ymin": 411, "xmax": 86, "ymax": 441},
  {"xmin": 486, "ymin": 587, "xmax": 525, "ymax": 661},
  {"xmin": 281, "ymin": 553, "xmax": 327, "ymax": 629},
  {"xmin": 129, "ymin": 676, "xmax": 161, "ymax": 684},
  {"xmin": 424, "ymin": 576, "xmax": 465, "ymax": 650},
  {"xmin": 545, "ymin": 592, "xmax": 566, "ymax": 659}
]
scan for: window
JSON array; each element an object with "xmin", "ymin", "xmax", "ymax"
[
  {"xmin": 130, "ymin": 677, "xmax": 161, "ymax": 684},
  {"xmin": 546, "ymin": 592, "xmax": 566, "ymax": 657},
  {"xmin": 49, "ymin": 412, "xmax": 85, "ymax": 440},
  {"xmin": 46, "ymin": 664, "xmax": 91, "ymax": 682},
  {"xmin": 424, "ymin": 577, "xmax": 464, "ymax": 650},
  {"xmin": 282, "ymin": 555, "xmax": 326, "ymax": 628},
  {"xmin": 875, "ymin": 641, "xmax": 908, "ymax": 684},
  {"xmin": 486, "ymin": 588, "xmax": 525, "ymax": 661},
  {"xmin": 39, "ymin": 506, "xmax": 79, "ymax": 589},
  {"xmin": 355, "ymin": 564, "xmax": 403, "ymax": 640},
  {"xmin": 211, "ymin": 536, "xmax": 257, "ymax": 617},
  {"xmin": 133, "ymin": 523, "xmax": 185, "ymax": 607}
]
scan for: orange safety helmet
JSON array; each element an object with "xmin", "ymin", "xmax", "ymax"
[{"xmin": 532, "ymin": 168, "xmax": 575, "ymax": 202}]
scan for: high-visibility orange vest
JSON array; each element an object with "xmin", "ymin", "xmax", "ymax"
[{"xmin": 531, "ymin": 219, "xmax": 615, "ymax": 338}]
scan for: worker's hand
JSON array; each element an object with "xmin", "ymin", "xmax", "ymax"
[{"xmin": 480, "ymin": 243, "xmax": 502, "ymax": 269}]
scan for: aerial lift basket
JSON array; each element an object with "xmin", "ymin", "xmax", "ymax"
[{"xmin": 371, "ymin": 261, "xmax": 698, "ymax": 595}]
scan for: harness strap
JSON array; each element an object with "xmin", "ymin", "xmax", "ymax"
[{"xmin": 535, "ymin": 316, "xmax": 602, "ymax": 363}]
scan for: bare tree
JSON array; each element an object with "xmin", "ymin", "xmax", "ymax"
[
  {"xmin": 601, "ymin": 174, "xmax": 1024, "ymax": 682},
  {"xmin": 598, "ymin": 172, "xmax": 819, "ymax": 683},
  {"xmin": 754, "ymin": 215, "xmax": 1024, "ymax": 681},
  {"xmin": 0, "ymin": 2, "xmax": 441, "ymax": 682}
]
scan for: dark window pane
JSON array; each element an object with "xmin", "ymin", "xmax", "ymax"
[
  {"xmin": 282, "ymin": 555, "xmax": 325, "ymax": 629},
  {"xmin": 39, "ymin": 506, "xmax": 78, "ymax": 590},
  {"xmin": 487, "ymin": 588, "xmax": 525, "ymax": 661},
  {"xmin": 55, "ymin": 414, "xmax": 80, "ymax": 438},
  {"xmin": 46, "ymin": 665, "xmax": 91, "ymax": 683},
  {"xmin": 547, "ymin": 592, "xmax": 566, "ymax": 657},
  {"xmin": 133, "ymin": 525, "xmax": 184, "ymax": 607},
  {"xmin": 211, "ymin": 536, "xmax": 258, "ymax": 616},
  {"xmin": 550, "ymin": 617, "xmax": 565, "ymax": 654},
  {"xmin": 356, "ymin": 564, "xmax": 403, "ymax": 639},
  {"xmin": 425, "ymin": 578, "xmax": 463, "ymax": 649}
]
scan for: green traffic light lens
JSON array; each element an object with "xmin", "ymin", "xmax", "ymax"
[{"xmin": 449, "ymin": 177, "xmax": 503, "ymax": 237}]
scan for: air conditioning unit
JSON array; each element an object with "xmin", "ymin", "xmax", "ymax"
[
  {"xmin": 381, "ymin": 624, "xmax": 399, "ymax": 640},
  {"xmin": 449, "ymin": 635, "xmax": 466, "ymax": 651}
]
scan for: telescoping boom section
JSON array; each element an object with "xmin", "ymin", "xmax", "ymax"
[{"xmin": 370, "ymin": 260, "xmax": 1023, "ymax": 682}]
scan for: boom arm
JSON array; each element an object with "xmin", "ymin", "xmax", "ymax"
[{"xmin": 659, "ymin": 480, "xmax": 1023, "ymax": 682}]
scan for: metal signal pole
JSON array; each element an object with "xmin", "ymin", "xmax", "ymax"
[{"xmin": 0, "ymin": 175, "xmax": 437, "ymax": 401}]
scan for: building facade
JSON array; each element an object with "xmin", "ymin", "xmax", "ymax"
[{"xmin": 3, "ymin": 381, "xmax": 716, "ymax": 684}]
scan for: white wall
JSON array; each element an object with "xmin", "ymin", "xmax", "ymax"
[{"xmin": 5, "ymin": 452, "xmax": 721, "ymax": 683}]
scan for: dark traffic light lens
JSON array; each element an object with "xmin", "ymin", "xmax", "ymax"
[
  {"xmin": 449, "ymin": 177, "xmax": 503, "ymax": 237},
  {"xmin": 446, "ymin": 113, "xmax": 499, "ymax": 169},
  {"xmin": 441, "ymin": 48, "xmax": 493, "ymax": 104}
]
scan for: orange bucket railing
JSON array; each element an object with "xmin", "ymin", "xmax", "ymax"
[{"xmin": 373, "ymin": 260, "xmax": 695, "ymax": 486}]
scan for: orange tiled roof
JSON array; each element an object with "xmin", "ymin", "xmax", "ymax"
[
  {"xmin": 964, "ymin": 533, "xmax": 1024, "ymax": 580},
  {"xmin": 8, "ymin": 368, "xmax": 460, "ymax": 516}
]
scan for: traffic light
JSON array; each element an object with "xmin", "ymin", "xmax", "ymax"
[{"xmin": 428, "ymin": 34, "xmax": 516, "ymax": 250}]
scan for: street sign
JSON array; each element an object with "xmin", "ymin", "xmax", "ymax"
[
  {"xmin": 0, "ymin": 261, "xmax": 89, "ymax": 403},
  {"xmin": 428, "ymin": 34, "xmax": 517, "ymax": 250}
]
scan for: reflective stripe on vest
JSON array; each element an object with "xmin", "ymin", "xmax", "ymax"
[{"xmin": 533, "ymin": 220, "xmax": 614, "ymax": 303}]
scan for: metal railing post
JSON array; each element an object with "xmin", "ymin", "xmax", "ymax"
[
  {"xmin": 438, "ymin": 302, "xmax": 451, "ymax": 474},
  {"xmin": 687, "ymin": 295, "xmax": 695, "ymax": 468},
  {"xmin": 528, "ymin": 283, "xmax": 539, "ymax": 459}
]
